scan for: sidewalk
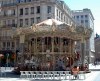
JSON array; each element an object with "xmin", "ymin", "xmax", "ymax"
[
  {"xmin": 0, "ymin": 72, "xmax": 94, "ymax": 81},
  {"xmin": 89, "ymin": 64, "xmax": 100, "ymax": 70},
  {"xmin": 0, "ymin": 64, "xmax": 99, "ymax": 81}
]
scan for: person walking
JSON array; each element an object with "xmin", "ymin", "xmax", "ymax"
[{"xmin": 72, "ymin": 66, "xmax": 79, "ymax": 79}]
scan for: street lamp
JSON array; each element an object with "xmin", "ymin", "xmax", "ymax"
[
  {"xmin": 17, "ymin": 52, "xmax": 21, "ymax": 64},
  {"xmin": 19, "ymin": 34, "xmax": 25, "ymax": 64},
  {"xmin": 5, "ymin": 53, "xmax": 9, "ymax": 70},
  {"xmin": 75, "ymin": 26, "xmax": 92, "ymax": 70},
  {"xmin": 46, "ymin": 49, "xmax": 50, "ymax": 71},
  {"xmin": 0, "ymin": 54, "xmax": 4, "ymax": 71}
]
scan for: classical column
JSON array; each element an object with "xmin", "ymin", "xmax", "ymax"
[
  {"xmin": 34, "ymin": 37, "xmax": 36, "ymax": 55},
  {"xmin": 19, "ymin": 34, "xmax": 25, "ymax": 63},
  {"xmin": 51, "ymin": 37, "xmax": 55, "ymax": 70},
  {"xmin": 42, "ymin": 37, "xmax": 44, "ymax": 53},
  {"xmin": 81, "ymin": 35, "xmax": 85, "ymax": 70},
  {"xmin": 41, "ymin": 37, "xmax": 44, "ymax": 65},
  {"xmin": 35, "ymin": 37, "xmax": 37, "ymax": 54},
  {"xmin": 60, "ymin": 37, "xmax": 62, "ymax": 53},
  {"xmin": 14, "ymin": 40, "xmax": 17, "ymax": 67},
  {"xmin": 51, "ymin": 37, "xmax": 54, "ymax": 53},
  {"xmin": 29, "ymin": 40, "xmax": 31, "ymax": 58},
  {"xmin": 69, "ymin": 39, "xmax": 72, "ymax": 68}
]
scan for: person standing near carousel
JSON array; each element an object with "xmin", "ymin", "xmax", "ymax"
[
  {"xmin": 71, "ymin": 66, "xmax": 79, "ymax": 79},
  {"xmin": 57, "ymin": 58, "xmax": 66, "ymax": 71}
]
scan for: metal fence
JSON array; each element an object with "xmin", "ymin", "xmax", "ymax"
[{"xmin": 20, "ymin": 71, "xmax": 86, "ymax": 80}]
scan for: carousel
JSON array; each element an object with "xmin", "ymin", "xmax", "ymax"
[{"xmin": 13, "ymin": 19, "xmax": 92, "ymax": 71}]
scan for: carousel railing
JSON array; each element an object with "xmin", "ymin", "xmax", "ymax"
[{"xmin": 20, "ymin": 71, "xmax": 86, "ymax": 80}]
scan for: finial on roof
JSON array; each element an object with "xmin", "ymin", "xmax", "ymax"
[{"xmin": 32, "ymin": 24, "xmax": 37, "ymax": 32}]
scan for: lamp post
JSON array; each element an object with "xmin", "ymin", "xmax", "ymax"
[
  {"xmin": 17, "ymin": 52, "xmax": 21, "ymax": 64},
  {"xmin": 19, "ymin": 34, "xmax": 25, "ymax": 64},
  {"xmin": 76, "ymin": 26, "xmax": 92, "ymax": 71},
  {"xmin": 81, "ymin": 34, "xmax": 85, "ymax": 70},
  {"xmin": 7, "ymin": 53, "xmax": 9, "ymax": 67},
  {"xmin": 46, "ymin": 49, "xmax": 50, "ymax": 71},
  {"xmin": 5, "ymin": 53, "xmax": 9, "ymax": 70},
  {"xmin": 0, "ymin": 54, "xmax": 4, "ymax": 72}
]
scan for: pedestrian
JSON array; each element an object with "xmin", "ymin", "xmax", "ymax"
[
  {"xmin": 84, "ymin": 63, "xmax": 88, "ymax": 71},
  {"xmin": 72, "ymin": 66, "xmax": 79, "ymax": 79},
  {"xmin": 94, "ymin": 61, "xmax": 97, "ymax": 67}
]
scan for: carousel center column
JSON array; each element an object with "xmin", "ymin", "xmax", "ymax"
[
  {"xmin": 51, "ymin": 37, "xmax": 55, "ymax": 70},
  {"xmin": 19, "ymin": 34, "xmax": 25, "ymax": 64},
  {"xmin": 81, "ymin": 34, "xmax": 86, "ymax": 71}
]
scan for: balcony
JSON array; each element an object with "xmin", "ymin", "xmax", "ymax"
[
  {"xmin": 1, "ymin": 3, "xmax": 17, "ymax": 7},
  {"xmin": 0, "ymin": 14, "xmax": 16, "ymax": 18},
  {"xmin": 1, "ymin": 24, "xmax": 17, "ymax": 28}
]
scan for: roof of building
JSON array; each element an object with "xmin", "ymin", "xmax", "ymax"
[{"xmin": 72, "ymin": 8, "xmax": 94, "ymax": 20}]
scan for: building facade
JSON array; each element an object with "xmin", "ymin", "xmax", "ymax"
[
  {"xmin": 72, "ymin": 8, "xmax": 95, "ymax": 63},
  {"xmin": 0, "ymin": 0, "xmax": 75, "ymax": 51},
  {"xmin": 0, "ymin": 0, "xmax": 74, "ymax": 28},
  {"xmin": 95, "ymin": 36, "xmax": 100, "ymax": 62}
]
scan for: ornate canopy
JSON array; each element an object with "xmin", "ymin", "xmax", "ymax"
[{"xmin": 13, "ymin": 19, "xmax": 92, "ymax": 41}]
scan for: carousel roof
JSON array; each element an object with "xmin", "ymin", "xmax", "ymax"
[
  {"xmin": 15, "ymin": 19, "xmax": 72, "ymax": 34},
  {"xmin": 13, "ymin": 19, "xmax": 92, "ymax": 41},
  {"xmin": 36, "ymin": 19, "xmax": 65, "ymax": 26},
  {"xmin": 35, "ymin": 19, "xmax": 72, "ymax": 32}
]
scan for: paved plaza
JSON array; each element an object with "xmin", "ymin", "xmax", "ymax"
[
  {"xmin": 0, "ymin": 64, "xmax": 100, "ymax": 81},
  {"xmin": 0, "ymin": 71, "xmax": 99, "ymax": 81}
]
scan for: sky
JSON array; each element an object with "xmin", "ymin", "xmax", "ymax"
[{"xmin": 63, "ymin": 0, "xmax": 100, "ymax": 34}]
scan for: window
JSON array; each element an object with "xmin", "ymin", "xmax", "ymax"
[
  {"xmin": 27, "ymin": 0, "xmax": 31, "ymax": 2},
  {"xmin": 25, "ymin": 8, "xmax": 29, "ymax": 15},
  {"xmin": 31, "ymin": 18, "xmax": 34, "ymax": 25},
  {"xmin": 47, "ymin": 6, "xmax": 51, "ymax": 13},
  {"xmin": 81, "ymin": 20, "xmax": 84, "ymax": 23},
  {"xmin": 61, "ymin": 13, "xmax": 63, "ymax": 20},
  {"xmin": 8, "ymin": 20, "xmax": 11, "ymax": 26},
  {"xmin": 37, "ymin": 6, "xmax": 40, "ymax": 13},
  {"xmin": 85, "ymin": 15, "xmax": 88, "ymax": 18},
  {"xmin": 4, "ymin": 10, "xmax": 6, "ymax": 16},
  {"xmin": 19, "ymin": 8, "xmax": 23, "ymax": 15},
  {"xmin": 81, "ymin": 15, "xmax": 83, "ymax": 18},
  {"xmin": 24, "ymin": 0, "xmax": 27, "ymax": 2},
  {"xmin": 3, "ymin": 42, "xmax": 6, "ymax": 48},
  {"xmin": 59, "ymin": 11, "xmax": 60, "ymax": 18},
  {"xmin": 85, "ymin": 20, "xmax": 88, "ymax": 23},
  {"xmin": 47, "ymin": 17, "xmax": 51, "ymax": 19},
  {"xmin": 12, "ymin": 42, "xmax": 15, "ymax": 48},
  {"xmin": 36, "ymin": 17, "xmax": 40, "ymax": 23},
  {"xmin": 30, "ymin": 7, "xmax": 34, "ymax": 14},
  {"xmin": 19, "ymin": 19, "xmax": 23, "ymax": 27},
  {"xmin": 63, "ymin": 39, "xmax": 68, "ymax": 45},
  {"xmin": 3, "ymin": 21, "xmax": 6, "ymax": 26},
  {"xmin": 12, "ymin": 19, "xmax": 15, "ymax": 24},
  {"xmin": 12, "ymin": 19, "xmax": 16, "ymax": 27},
  {"xmin": 57, "ymin": 9, "xmax": 58, "ymax": 16},
  {"xmin": 19, "ymin": 0, "xmax": 25, "ymax": 3},
  {"xmin": 77, "ymin": 16, "xmax": 79, "ymax": 19},
  {"xmin": 7, "ymin": 42, "xmax": 10, "ymax": 47},
  {"xmin": 25, "ymin": 18, "xmax": 29, "ymax": 25},
  {"xmin": 12, "ymin": 9, "xmax": 15, "ymax": 15}
]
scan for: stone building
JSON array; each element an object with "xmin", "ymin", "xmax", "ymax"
[
  {"xmin": 0, "ymin": 0, "xmax": 75, "ymax": 51},
  {"xmin": 72, "ymin": 8, "xmax": 95, "ymax": 63}
]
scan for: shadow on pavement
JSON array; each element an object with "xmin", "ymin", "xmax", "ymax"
[
  {"xmin": 90, "ymin": 69, "xmax": 100, "ymax": 71},
  {"xmin": 0, "ymin": 72, "xmax": 20, "ymax": 78}
]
